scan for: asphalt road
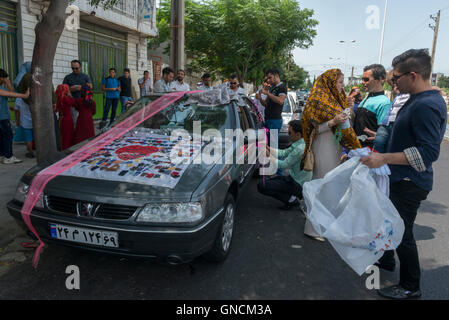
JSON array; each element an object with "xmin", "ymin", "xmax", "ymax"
[{"xmin": 1, "ymin": 142, "xmax": 449, "ymax": 300}]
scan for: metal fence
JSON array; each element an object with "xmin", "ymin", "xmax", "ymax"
[
  {"xmin": 0, "ymin": 0, "xmax": 18, "ymax": 81},
  {"xmin": 78, "ymin": 22, "xmax": 127, "ymax": 93},
  {"xmin": 113, "ymin": 0, "xmax": 136, "ymax": 18}
]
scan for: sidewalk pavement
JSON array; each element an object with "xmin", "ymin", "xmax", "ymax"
[{"xmin": 0, "ymin": 143, "xmax": 37, "ymax": 275}]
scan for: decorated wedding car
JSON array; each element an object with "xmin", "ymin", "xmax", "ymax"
[{"xmin": 8, "ymin": 88, "xmax": 265, "ymax": 264}]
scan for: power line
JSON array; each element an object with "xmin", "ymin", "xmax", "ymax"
[{"xmin": 360, "ymin": 16, "xmax": 431, "ymax": 67}]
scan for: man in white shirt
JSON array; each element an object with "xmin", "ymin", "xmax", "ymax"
[
  {"xmin": 154, "ymin": 67, "xmax": 175, "ymax": 93},
  {"xmin": 197, "ymin": 73, "xmax": 213, "ymax": 91},
  {"xmin": 170, "ymin": 69, "xmax": 190, "ymax": 92},
  {"xmin": 228, "ymin": 74, "xmax": 246, "ymax": 95},
  {"xmin": 138, "ymin": 70, "xmax": 152, "ymax": 97}
]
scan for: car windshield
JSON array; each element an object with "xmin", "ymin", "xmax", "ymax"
[
  {"xmin": 112, "ymin": 96, "xmax": 158, "ymax": 126},
  {"xmin": 115, "ymin": 96, "xmax": 234, "ymax": 136},
  {"xmin": 282, "ymin": 97, "xmax": 291, "ymax": 113}
]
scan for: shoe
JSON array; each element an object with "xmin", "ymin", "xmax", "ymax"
[
  {"xmin": 25, "ymin": 152, "xmax": 35, "ymax": 158},
  {"xmin": 304, "ymin": 233, "xmax": 326, "ymax": 242},
  {"xmin": 98, "ymin": 121, "xmax": 107, "ymax": 130},
  {"xmin": 378, "ymin": 285, "xmax": 422, "ymax": 300},
  {"xmin": 299, "ymin": 199, "xmax": 307, "ymax": 217},
  {"xmin": 278, "ymin": 199, "xmax": 300, "ymax": 211},
  {"xmin": 374, "ymin": 261, "xmax": 396, "ymax": 272},
  {"xmin": 3, "ymin": 156, "xmax": 23, "ymax": 164}
]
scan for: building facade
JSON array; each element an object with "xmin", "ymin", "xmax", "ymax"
[
  {"xmin": 0, "ymin": 0, "xmax": 157, "ymax": 101},
  {"xmin": 431, "ymin": 73, "xmax": 444, "ymax": 87}
]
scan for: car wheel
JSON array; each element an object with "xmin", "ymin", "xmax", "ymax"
[{"xmin": 203, "ymin": 193, "xmax": 235, "ymax": 262}]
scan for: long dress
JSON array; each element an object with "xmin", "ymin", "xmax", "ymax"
[
  {"xmin": 304, "ymin": 121, "xmax": 342, "ymax": 238},
  {"xmin": 73, "ymin": 98, "xmax": 96, "ymax": 145},
  {"xmin": 59, "ymin": 96, "xmax": 76, "ymax": 150}
]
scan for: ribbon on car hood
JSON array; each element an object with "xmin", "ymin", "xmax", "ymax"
[{"xmin": 21, "ymin": 92, "xmax": 189, "ymax": 268}]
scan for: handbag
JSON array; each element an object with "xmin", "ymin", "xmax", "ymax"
[{"xmin": 303, "ymin": 126, "xmax": 317, "ymax": 172}]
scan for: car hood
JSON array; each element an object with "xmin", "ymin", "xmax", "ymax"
[{"xmin": 21, "ymin": 162, "xmax": 216, "ymax": 206}]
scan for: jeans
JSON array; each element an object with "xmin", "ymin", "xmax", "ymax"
[
  {"xmin": 120, "ymin": 96, "xmax": 133, "ymax": 113},
  {"xmin": 374, "ymin": 123, "xmax": 394, "ymax": 153},
  {"xmin": 0, "ymin": 119, "xmax": 13, "ymax": 158},
  {"xmin": 265, "ymin": 118, "xmax": 283, "ymax": 174},
  {"xmin": 257, "ymin": 175, "xmax": 303, "ymax": 205},
  {"xmin": 103, "ymin": 98, "xmax": 119, "ymax": 124},
  {"xmin": 379, "ymin": 180, "xmax": 429, "ymax": 291},
  {"xmin": 265, "ymin": 118, "xmax": 283, "ymax": 147}
]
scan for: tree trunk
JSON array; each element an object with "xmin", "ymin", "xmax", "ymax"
[
  {"xmin": 234, "ymin": 66, "xmax": 245, "ymax": 87},
  {"xmin": 30, "ymin": 0, "xmax": 69, "ymax": 166}
]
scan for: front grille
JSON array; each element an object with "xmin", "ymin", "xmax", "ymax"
[
  {"xmin": 96, "ymin": 204, "xmax": 139, "ymax": 220},
  {"xmin": 46, "ymin": 195, "xmax": 138, "ymax": 220},
  {"xmin": 46, "ymin": 196, "xmax": 77, "ymax": 215}
]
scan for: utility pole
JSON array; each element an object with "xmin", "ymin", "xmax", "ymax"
[
  {"xmin": 378, "ymin": 0, "xmax": 388, "ymax": 64},
  {"xmin": 170, "ymin": 0, "xmax": 185, "ymax": 72},
  {"xmin": 429, "ymin": 10, "xmax": 441, "ymax": 78},
  {"xmin": 350, "ymin": 66, "xmax": 354, "ymax": 86}
]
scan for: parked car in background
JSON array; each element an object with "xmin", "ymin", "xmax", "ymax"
[
  {"xmin": 296, "ymin": 89, "xmax": 309, "ymax": 107},
  {"xmin": 297, "ymin": 91, "xmax": 306, "ymax": 106},
  {"xmin": 279, "ymin": 92, "xmax": 301, "ymax": 149},
  {"xmin": 8, "ymin": 91, "xmax": 264, "ymax": 265}
]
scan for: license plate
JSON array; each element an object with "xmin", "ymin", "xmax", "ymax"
[{"xmin": 50, "ymin": 223, "xmax": 119, "ymax": 248}]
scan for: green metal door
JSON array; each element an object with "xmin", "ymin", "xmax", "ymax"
[
  {"xmin": 0, "ymin": 0, "xmax": 18, "ymax": 80},
  {"xmin": 78, "ymin": 21, "xmax": 127, "ymax": 93}
]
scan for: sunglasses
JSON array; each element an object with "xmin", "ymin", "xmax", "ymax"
[
  {"xmin": 391, "ymin": 72, "xmax": 411, "ymax": 83},
  {"xmin": 230, "ymin": 82, "xmax": 238, "ymax": 85}
]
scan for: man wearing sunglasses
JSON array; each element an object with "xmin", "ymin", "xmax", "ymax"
[
  {"xmin": 228, "ymin": 74, "xmax": 246, "ymax": 95},
  {"xmin": 361, "ymin": 49, "xmax": 447, "ymax": 300},
  {"xmin": 63, "ymin": 60, "xmax": 93, "ymax": 125},
  {"xmin": 369, "ymin": 71, "xmax": 410, "ymax": 153},
  {"xmin": 353, "ymin": 64, "xmax": 391, "ymax": 148}
]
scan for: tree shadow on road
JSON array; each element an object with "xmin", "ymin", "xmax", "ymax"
[
  {"xmin": 414, "ymin": 224, "xmax": 437, "ymax": 241},
  {"xmin": 419, "ymin": 200, "xmax": 448, "ymax": 216}
]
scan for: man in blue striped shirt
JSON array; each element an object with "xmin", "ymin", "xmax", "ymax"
[{"xmin": 361, "ymin": 49, "xmax": 447, "ymax": 300}]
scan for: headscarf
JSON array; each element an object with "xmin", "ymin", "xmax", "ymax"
[
  {"xmin": 301, "ymin": 69, "xmax": 361, "ymax": 160},
  {"xmin": 80, "ymin": 85, "xmax": 94, "ymax": 111},
  {"xmin": 55, "ymin": 84, "xmax": 70, "ymax": 108}
]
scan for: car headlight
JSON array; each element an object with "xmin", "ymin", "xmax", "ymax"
[
  {"xmin": 136, "ymin": 202, "xmax": 203, "ymax": 223},
  {"xmin": 14, "ymin": 181, "xmax": 44, "ymax": 208}
]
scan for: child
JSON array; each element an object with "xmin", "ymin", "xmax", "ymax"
[
  {"xmin": 13, "ymin": 98, "xmax": 35, "ymax": 158},
  {"xmin": 73, "ymin": 85, "xmax": 96, "ymax": 145},
  {"xmin": 101, "ymin": 68, "xmax": 121, "ymax": 128},
  {"xmin": 56, "ymin": 84, "xmax": 76, "ymax": 150},
  {"xmin": 0, "ymin": 68, "xmax": 30, "ymax": 164}
]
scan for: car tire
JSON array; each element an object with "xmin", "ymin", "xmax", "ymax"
[{"xmin": 203, "ymin": 193, "xmax": 235, "ymax": 262}]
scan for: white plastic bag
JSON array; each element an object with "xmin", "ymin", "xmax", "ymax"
[{"xmin": 302, "ymin": 157, "xmax": 405, "ymax": 275}]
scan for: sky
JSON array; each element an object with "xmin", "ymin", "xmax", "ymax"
[
  {"xmin": 292, "ymin": 0, "xmax": 449, "ymax": 80},
  {"xmin": 155, "ymin": 0, "xmax": 449, "ymax": 81}
]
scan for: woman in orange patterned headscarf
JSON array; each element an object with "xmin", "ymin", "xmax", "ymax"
[{"xmin": 301, "ymin": 69, "xmax": 361, "ymax": 241}]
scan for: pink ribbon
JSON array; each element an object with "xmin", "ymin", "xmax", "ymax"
[{"xmin": 21, "ymin": 92, "xmax": 188, "ymax": 268}]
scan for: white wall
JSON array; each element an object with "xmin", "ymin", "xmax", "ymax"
[
  {"xmin": 73, "ymin": 0, "xmax": 157, "ymax": 37},
  {"xmin": 18, "ymin": 0, "xmax": 79, "ymax": 86},
  {"xmin": 15, "ymin": 0, "xmax": 152, "ymax": 89}
]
